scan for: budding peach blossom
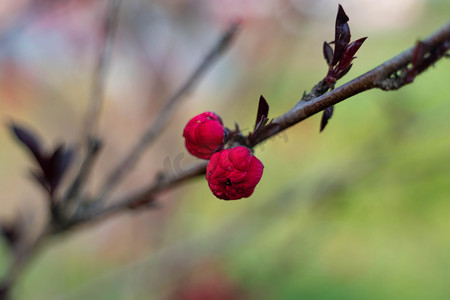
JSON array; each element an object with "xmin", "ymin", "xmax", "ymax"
[
  {"xmin": 206, "ymin": 146, "xmax": 263, "ymax": 200},
  {"xmin": 183, "ymin": 112, "xmax": 225, "ymax": 159}
]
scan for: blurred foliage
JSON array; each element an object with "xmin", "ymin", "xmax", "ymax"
[{"xmin": 0, "ymin": 0, "xmax": 449, "ymax": 299}]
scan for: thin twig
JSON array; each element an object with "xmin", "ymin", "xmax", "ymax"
[
  {"xmin": 63, "ymin": 137, "xmax": 102, "ymax": 204},
  {"xmin": 70, "ymin": 161, "xmax": 208, "ymax": 227},
  {"xmin": 67, "ymin": 0, "xmax": 121, "ymax": 211},
  {"xmin": 96, "ymin": 21, "xmax": 241, "ymax": 202},
  {"xmin": 83, "ymin": 0, "xmax": 122, "ymax": 139},
  {"xmin": 0, "ymin": 225, "xmax": 51, "ymax": 299}
]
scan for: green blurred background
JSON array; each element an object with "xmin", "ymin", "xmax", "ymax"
[{"xmin": 0, "ymin": 0, "xmax": 449, "ymax": 299}]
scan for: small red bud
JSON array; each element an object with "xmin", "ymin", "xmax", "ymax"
[
  {"xmin": 183, "ymin": 112, "xmax": 225, "ymax": 159},
  {"xmin": 206, "ymin": 146, "xmax": 264, "ymax": 200}
]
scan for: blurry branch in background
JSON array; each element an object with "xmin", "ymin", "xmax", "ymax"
[
  {"xmin": 96, "ymin": 21, "xmax": 240, "ymax": 202},
  {"xmin": 1, "ymin": 1, "xmax": 450, "ymax": 299},
  {"xmin": 0, "ymin": 1, "xmax": 240, "ymax": 296},
  {"xmin": 64, "ymin": 0, "xmax": 123, "ymax": 216},
  {"xmin": 83, "ymin": 0, "xmax": 122, "ymax": 139},
  {"xmin": 79, "ymin": 160, "xmax": 209, "ymax": 224}
]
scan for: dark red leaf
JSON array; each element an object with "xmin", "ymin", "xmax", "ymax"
[
  {"xmin": 339, "ymin": 37, "xmax": 367, "ymax": 70},
  {"xmin": 255, "ymin": 95, "xmax": 269, "ymax": 130},
  {"xmin": 323, "ymin": 42, "xmax": 334, "ymax": 66},
  {"xmin": 336, "ymin": 4, "xmax": 349, "ymax": 27},
  {"xmin": 46, "ymin": 145, "xmax": 74, "ymax": 191},
  {"xmin": 332, "ymin": 5, "xmax": 351, "ymax": 65},
  {"xmin": 320, "ymin": 105, "xmax": 334, "ymax": 132},
  {"xmin": 55, "ymin": 147, "xmax": 74, "ymax": 178},
  {"xmin": 337, "ymin": 63, "xmax": 353, "ymax": 79},
  {"xmin": 9, "ymin": 123, "xmax": 44, "ymax": 164},
  {"xmin": 248, "ymin": 119, "xmax": 268, "ymax": 146},
  {"xmin": 254, "ymin": 118, "xmax": 267, "ymax": 133},
  {"xmin": 46, "ymin": 145, "xmax": 64, "ymax": 186},
  {"xmin": 9, "ymin": 122, "xmax": 74, "ymax": 196}
]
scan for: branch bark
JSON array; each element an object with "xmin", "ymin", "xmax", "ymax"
[
  {"xmin": 72, "ymin": 161, "xmax": 208, "ymax": 227},
  {"xmin": 254, "ymin": 20, "xmax": 450, "ymax": 144}
]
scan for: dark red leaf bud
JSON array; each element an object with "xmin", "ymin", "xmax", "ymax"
[
  {"xmin": 338, "ymin": 37, "xmax": 367, "ymax": 71},
  {"xmin": 9, "ymin": 123, "xmax": 44, "ymax": 166},
  {"xmin": 332, "ymin": 4, "xmax": 351, "ymax": 65},
  {"xmin": 255, "ymin": 95, "xmax": 269, "ymax": 129},
  {"xmin": 323, "ymin": 42, "xmax": 334, "ymax": 66}
]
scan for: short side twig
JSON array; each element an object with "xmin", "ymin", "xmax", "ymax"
[
  {"xmin": 70, "ymin": 161, "xmax": 208, "ymax": 228},
  {"xmin": 63, "ymin": 137, "xmax": 102, "ymax": 206}
]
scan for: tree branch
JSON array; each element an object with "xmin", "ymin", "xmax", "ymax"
[
  {"xmin": 83, "ymin": 20, "xmax": 450, "ymax": 225},
  {"xmin": 253, "ymin": 20, "xmax": 450, "ymax": 144},
  {"xmin": 69, "ymin": 161, "xmax": 208, "ymax": 228},
  {"xmin": 62, "ymin": 0, "xmax": 121, "ymax": 216},
  {"xmin": 83, "ymin": 0, "xmax": 122, "ymax": 139},
  {"xmin": 0, "ymin": 226, "xmax": 50, "ymax": 299},
  {"xmin": 96, "ymin": 21, "xmax": 241, "ymax": 202}
]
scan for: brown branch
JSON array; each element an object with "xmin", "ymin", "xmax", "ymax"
[
  {"xmin": 20, "ymin": 20, "xmax": 450, "ymax": 235},
  {"xmin": 79, "ymin": 20, "xmax": 450, "ymax": 226},
  {"xmin": 0, "ymin": 226, "xmax": 50, "ymax": 299},
  {"xmin": 69, "ymin": 161, "xmax": 208, "ymax": 228},
  {"xmin": 253, "ymin": 20, "xmax": 450, "ymax": 144},
  {"xmin": 63, "ymin": 0, "xmax": 121, "ymax": 214},
  {"xmin": 96, "ymin": 22, "xmax": 241, "ymax": 202},
  {"xmin": 63, "ymin": 137, "xmax": 102, "ymax": 205},
  {"xmin": 83, "ymin": 0, "xmax": 122, "ymax": 139}
]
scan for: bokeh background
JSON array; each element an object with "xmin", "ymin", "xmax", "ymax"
[{"xmin": 0, "ymin": 0, "xmax": 449, "ymax": 299}]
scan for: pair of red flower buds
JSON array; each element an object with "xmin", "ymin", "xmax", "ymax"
[{"xmin": 183, "ymin": 112, "xmax": 264, "ymax": 200}]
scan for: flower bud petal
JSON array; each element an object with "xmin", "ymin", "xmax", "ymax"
[
  {"xmin": 183, "ymin": 112, "xmax": 225, "ymax": 159},
  {"xmin": 206, "ymin": 146, "xmax": 264, "ymax": 200}
]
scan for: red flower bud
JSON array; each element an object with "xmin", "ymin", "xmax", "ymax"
[
  {"xmin": 206, "ymin": 146, "xmax": 264, "ymax": 200},
  {"xmin": 183, "ymin": 112, "xmax": 225, "ymax": 159}
]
